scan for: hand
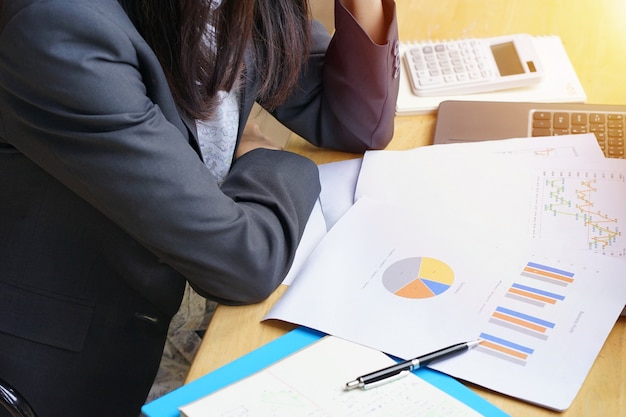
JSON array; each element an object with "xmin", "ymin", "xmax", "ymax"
[{"xmin": 235, "ymin": 123, "xmax": 283, "ymax": 159}]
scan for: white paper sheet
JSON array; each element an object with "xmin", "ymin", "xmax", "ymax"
[
  {"xmin": 319, "ymin": 158, "xmax": 362, "ymax": 230},
  {"xmin": 283, "ymin": 159, "xmax": 362, "ymax": 285},
  {"xmin": 179, "ymin": 336, "xmax": 485, "ymax": 417}
]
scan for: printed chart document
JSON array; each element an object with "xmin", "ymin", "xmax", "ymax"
[
  {"xmin": 355, "ymin": 135, "xmax": 623, "ymax": 258},
  {"xmin": 266, "ymin": 199, "xmax": 626, "ymax": 411},
  {"xmin": 179, "ymin": 336, "xmax": 487, "ymax": 417},
  {"xmin": 266, "ymin": 137, "xmax": 626, "ymax": 410}
]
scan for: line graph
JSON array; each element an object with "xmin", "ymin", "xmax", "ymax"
[{"xmin": 533, "ymin": 169, "xmax": 625, "ymax": 256}]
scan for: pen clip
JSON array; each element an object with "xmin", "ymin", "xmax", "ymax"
[{"xmin": 362, "ymin": 370, "xmax": 410, "ymax": 389}]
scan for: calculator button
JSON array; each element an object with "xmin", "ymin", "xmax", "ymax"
[{"xmin": 419, "ymin": 76, "xmax": 442, "ymax": 86}]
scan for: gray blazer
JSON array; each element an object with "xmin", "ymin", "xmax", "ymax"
[{"xmin": 0, "ymin": 0, "xmax": 399, "ymax": 415}]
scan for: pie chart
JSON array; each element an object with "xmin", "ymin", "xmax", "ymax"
[{"xmin": 382, "ymin": 257, "xmax": 454, "ymax": 299}]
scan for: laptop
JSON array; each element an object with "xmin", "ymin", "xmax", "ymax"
[{"xmin": 433, "ymin": 100, "xmax": 626, "ymax": 159}]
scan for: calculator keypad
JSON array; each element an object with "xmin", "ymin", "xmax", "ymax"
[
  {"xmin": 530, "ymin": 110, "xmax": 625, "ymax": 158},
  {"xmin": 405, "ymin": 40, "xmax": 494, "ymax": 92}
]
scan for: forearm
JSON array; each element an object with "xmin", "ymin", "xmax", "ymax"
[
  {"xmin": 340, "ymin": 0, "xmax": 386, "ymax": 44},
  {"xmin": 271, "ymin": 0, "xmax": 399, "ymax": 152}
]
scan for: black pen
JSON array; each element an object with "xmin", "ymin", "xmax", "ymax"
[{"xmin": 345, "ymin": 339, "xmax": 482, "ymax": 390}]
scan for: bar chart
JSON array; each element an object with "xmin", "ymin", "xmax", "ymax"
[{"xmin": 475, "ymin": 260, "xmax": 574, "ymax": 366}]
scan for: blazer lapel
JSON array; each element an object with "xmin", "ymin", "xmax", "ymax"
[{"xmin": 177, "ymin": 108, "xmax": 202, "ymax": 158}]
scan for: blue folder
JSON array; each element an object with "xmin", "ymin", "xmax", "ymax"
[{"xmin": 141, "ymin": 327, "xmax": 510, "ymax": 417}]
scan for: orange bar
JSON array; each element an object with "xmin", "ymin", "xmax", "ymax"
[
  {"xmin": 492, "ymin": 312, "xmax": 547, "ymax": 333},
  {"xmin": 480, "ymin": 340, "xmax": 529, "ymax": 360},
  {"xmin": 524, "ymin": 266, "xmax": 574, "ymax": 283},
  {"xmin": 509, "ymin": 288, "xmax": 557, "ymax": 304}
]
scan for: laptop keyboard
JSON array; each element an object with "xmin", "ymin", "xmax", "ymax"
[{"xmin": 529, "ymin": 109, "xmax": 625, "ymax": 158}]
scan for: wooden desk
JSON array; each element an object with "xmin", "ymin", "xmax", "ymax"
[{"xmin": 188, "ymin": 1, "xmax": 626, "ymax": 415}]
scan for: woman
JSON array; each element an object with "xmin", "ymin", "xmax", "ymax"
[{"xmin": 0, "ymin": 0, "xmax": 399, "ymax": 415}]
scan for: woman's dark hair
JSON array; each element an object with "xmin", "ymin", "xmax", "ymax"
[{"xmin": 119, "ymin": 0, "xmax": 311, "ymax": 120}]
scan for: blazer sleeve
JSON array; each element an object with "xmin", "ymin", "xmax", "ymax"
[
  {"xmin": 270, "ymin": 0, "xmax": 400, "ymax": 153},
  {"xmin": 0, "ymin": 1, "xmax": 320, "ymax": 305}
]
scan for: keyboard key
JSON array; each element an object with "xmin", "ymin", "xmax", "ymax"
[
  {"xmin": 532, "ymin": 128, "xmax": 552, "ymax": 136},
  {"xmin": 533, "ymin": 111, "xmax": 551, "ymax": 120},
  {"xmin": 553, "ymin": 113, "xmax": 569, "ymax": 129},
  {"xmin": 571, "ymin": 113, "xmax": 587, "ymax": 125},
  {"xmin": 533, "ymin": 119, "xmax": 550, "ymax": 128},
  {"xmin": 590, "ymin": 114, "xmax": 606, "ymax": 123}
]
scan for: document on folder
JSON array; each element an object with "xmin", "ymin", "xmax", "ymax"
[
  {"xmin": 141, "ymin": 328, "xmax": 509, "ymax": 417},
  {"xmin": 178, "ymin": 336, "xmax": 491, "ymax": 417}
]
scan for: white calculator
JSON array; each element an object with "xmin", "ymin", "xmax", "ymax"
[{"xmin": 403, "ymin": 34, "xmax": 544, "ymax": 97}]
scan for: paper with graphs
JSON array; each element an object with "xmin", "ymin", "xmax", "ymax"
[{"xmin": 266, "ymin": 136, "xmax": 626, "ymax": 410}]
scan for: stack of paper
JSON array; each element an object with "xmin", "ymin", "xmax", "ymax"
[{"xmin": 266, "ymin": 134, "xmax": 626, "ymax": 410}]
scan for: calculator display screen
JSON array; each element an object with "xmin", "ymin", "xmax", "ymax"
[{"xmin": 490, "ymin": 42, "xmax": 525, "ymax": 76}]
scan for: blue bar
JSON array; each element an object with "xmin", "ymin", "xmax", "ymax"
[
  {"xmin": 527, "ymin": 262, "xmax": 574, "ymax": 278},
  {"xmin": 495, "ymin": 306, "xmax": 556, "ymax": 328},
  {"xmin": 479, "ymin": 333, "xmax": 535, "ymax": 354},
  {"xmin": 512, "ymin": 283, "xmax": 566, "ymax": 300}
]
